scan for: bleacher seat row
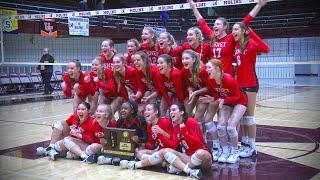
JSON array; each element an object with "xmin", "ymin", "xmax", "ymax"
[{"xmin": 0, "ymin": 71, "xmax": 63, "ymax": 95}]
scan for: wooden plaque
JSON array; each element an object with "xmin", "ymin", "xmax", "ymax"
[{"xmin": 103, "ymin": 127, "xmax": 136, "ymax": 159}]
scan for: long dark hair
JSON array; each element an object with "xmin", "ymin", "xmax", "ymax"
[
  {"xmin": 234, "ymin": 22, "xmax": 249, "ymax": 53},
  {"xmin": 113, "ymin": 53, "xmax": 126, "ymax": 93},
  {"xmin": 134, "ymin": 51, "xmax": 151, "ymax": 83},
  {"xmin": 182, "ymin": 49, "xmax": 201, "ymax": 86},
  {"xmin": 77, "ymin": 101, "xmax": 90, "ymax": 125},
  {"xmin": 173, "ymin": 103, "xmax": 188, "ymax": 123}
]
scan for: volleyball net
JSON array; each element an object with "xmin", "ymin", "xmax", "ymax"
[{"xmin": 0, "ymin": 0, "xmax": 319, "ymax": 97}]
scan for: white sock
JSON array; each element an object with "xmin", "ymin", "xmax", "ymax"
[
  {"xmin": 183, "ymin": 164, "xmax": 191, "ymax": 174},
  {"xmin": 135, "ymin": 161, "xmax": 142, "ymax": 169},
  {"xmin": 212, "ymin": 139, "xmax": 220, "ymax": 148},
  {"xmin": 80, "ymin": 153, "xmax": 88, "ymax": 159},
  {"xmin": 231, "ymin": 146, "xmax": 237, "ymax": 154},
  {"xmin": 248, "ymin": 138, "xmax": 256, "ymax": 149},
  {"xmin": 49, "ymin": 144, "xmax": 55, "ymax": 148},
  {"xmin": 241, "ymin": 136, "xmax": 248, "ymax": 144}
]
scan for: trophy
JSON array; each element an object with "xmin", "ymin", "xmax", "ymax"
[{"xmin": 103, "ymin": 127, "xmax": 136, "ymax": 159}]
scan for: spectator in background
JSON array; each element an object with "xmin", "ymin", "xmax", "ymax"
[
  {"xmin": 160, "ymin": 11, "xmax": 169, "ymax": 27},
  {"xmin": 37, "ymin": 48, "xmax": 54, "ymax": 95}
]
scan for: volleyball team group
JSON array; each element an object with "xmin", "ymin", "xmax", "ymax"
[{"xmin": 36, "ymin": 0, "xmax": 270, "ymax": 178}]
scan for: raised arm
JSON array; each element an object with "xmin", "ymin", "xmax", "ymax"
[
  {"xmin": 249, "ymin": 0, "xmax": 268, "ymax": 18},
  {"xmin": 187, "ymin": 0, "xmax": 203, "ymax": 21}
]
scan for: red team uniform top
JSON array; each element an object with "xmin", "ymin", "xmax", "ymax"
[
  {"xmin": 181, "ymin": 66, "xmax": 209, "ymax": 93},
  {"xmin": 90, "ymin": 119, "xmax": 117, "ymax": 144},
  {"xmin": 114, "ymin": 66, "xmax": 144, "ymax": 100},
  {"xmin": 198, "ymin": 14, "xmax": 254, "ymax": 76},
  {"xmin": 173, "ymin": 118, "xmax": 210, "ymax": 156},
  {"xmin": 155, "ymin": 68, "xmax": 188, "ymax": 105},
  {"xmin": 206, "ymin": 73, "xmax": 248, "ymax": 106},
  {"xmin": 94, "ymin": 68, "xmax": 117, "ymax": 98},
  {"xmin": 65, "ymin": 114, "xmax": 95, "ymax": 144},
  {"xmin": 63, "ymin": 72, "xmax": 93, "ymax": 100},
  {"xmin": 234, "ymin": 29, "xmax": 270, "ymax": 88},
  {"xmin": 144, "ymin": 117, "xmax": 178, "ymax": 150},
  {"xmin": 125, "ymin": 52, "xmax": 135, "ymax": 67},
  {"xmin": 99, "ymin": 52, "xmax": 115, "ymax": 69},
  {"xmin": 137, "ymin": 64, "xmax": 159, "ymax": 92},
  {"xmin": 180, "ymin": 42, "xmax": 211, "ymax": 64},
  {"xmin": 140, "ymin": 43, "xmax": 159, "ymax": 64},
  {"xmin": 158, "ymin": 47, "xmax": 183, "ymax": 70}
]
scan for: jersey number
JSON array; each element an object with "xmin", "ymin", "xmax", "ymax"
[{"xmin": 213, "ymin": 48, "xmax": 222, "ymax": 58}]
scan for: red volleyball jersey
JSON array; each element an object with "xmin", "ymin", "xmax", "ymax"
[
  {"xmin": 198, "ymin": 14, "xmax": 254, "ymax": 76},
  {"xmin": 137, "ymin": 64, "xmax": 159, "ymax": 92},
  {"xmin": 99, "ymin": 52, "xmax": 115, "ymax": 69},
  {"xmin": 173, "ymin": 118, "xmax": 209, "ymax": 156},
  {"xmin": 181, "ymin": 66, "xmax": 209, "ymax": 91},
  {"xmin": 206, "ymin": 73, "xmax": 247, "ymax": 105},
  {"xmin": 65, "ymin": 114, "xmax": 95, "ymax": 144},
  {"xmin": 114, "ymin": 66, "xmax": 144, "ymax": 100},
  {"xmin": 62, "ymin": 72, "xmax": 92, "ymax": 100},
  {"xmin": 180, "ymin": 42, "xmax": 211, "ymax": 64},
  {"xmin": 140, "ymin": 43, "xmax": 159, "ymax": 64},
  {"xmin": 145, "ymin": 117, "xmax": 178, "ymax": 150},
  {"xmin": 91, "ymin": 119, "xmax": 117, "ymax": 144},
  {"xmin": 155, "ymin": 68, "xmax": 188, "ymax": 105},
  {"xmin": 158, "ymin": 47, "xmax": 183, "ymax": 69},
  {"xmin": 234, "ymin": 29, "xmax": 270, "ymax": 88},
  {"xmin": 95, "ymin": 68, "xmax": 117, "ymax": 98}
]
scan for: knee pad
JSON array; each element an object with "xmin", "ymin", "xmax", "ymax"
[
  {"xmin": 190, "ymin": 153, "xmax": 202, "ymax": 166},
  {"xmin": 63, "ymin": 138, "xmax": 76, "ymax": 150},
  {"xmin": 217, "ymin": 125, "xmax": 227, "ymax": 137},
  {"xmin": 164, "ymin": 151, "xmax": 177, "ymax": 164},
  {"xmin": 148, "ymin": 152, "xmax": 162, "ymax": 165},
  {"xmin": 85, "ymin": 145, "xmax": 95, "ymax": 156},
  {"xmin": 53, "ymin": 121, "xmax": 63, "ymax": 131},
  {"xmin": 227, "ymin": 126, "xmax": 238, "ymax": 138},
  {"xmin": 205, "ymin": 122, "xmax": 217, "ymax": 133},
  {"xmin": 244, "ymin": 116, "xmax": 255, "ymax": 125},
  {"xmin": 54, "ymin": 141, "xmax": 62, "ymax": 152},
  {"xmin": 141, "ymin": 154, "xmax": 151, "ymax": 160}
]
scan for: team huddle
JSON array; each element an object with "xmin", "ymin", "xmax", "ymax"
[{"xmin": 36, "ymin": 0, "xmax": 270, "ymax": 179}]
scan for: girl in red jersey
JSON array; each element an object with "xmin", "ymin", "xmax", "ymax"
[
  {"xmin": 85, "ymin": 56, "xmax": 117, "ymax": 114},
  {"xmin": 61, "ymin": 60, "xmax": 94, "ymax": 113},
  {"xmin": 157, "ymin": 32, "xmax": 183, "ymax": 69},
  {"xmin": 232, "ymin": 22, "xmax": 270, "ymax": 158},
  {"xmin": 140, "ymin": 27, "xmax": 159, "ymax": 64},
  {"xmin": 200, "ymin": 59, "xmax": 248, "ymax": 164},
  {"xmin": 181, "ymin": 50, "xmax": 221, "ymax": 160},
  {"xmin": 119, "ymin": 103, "xmax": 178, "ymax": 170},
  {"xmin": 182, "ymin": 26, "xmax": 211, "ymax": 64},
  {"xmin": 162, "ymin": 103, "xmax": 212, "ymax": 179},
  {"xmin": 156, "ymin": 54, "xmax": 188, "ymax": 117},
  {"xmin": 132, "ymin": 51, "xmax": 162, "ymax": 115},
  {"xmin": 188, "ymin": 0, "xmax": 268, "ymax": 76},
  {"xmin": 124, "ymin": 38, "xmax": 140, "ymax": 67},
  {"xmin": 113, "ymin": 53, "xmax": 144, "ymax": 104},
  {"xmin": 83, "ymin": 56, "xmax": 107, "ymax": 114},
  {"xmin": 99, "ymin": 39, "xmax": 116, "ymax": 69},
  {"xmin": 64, "ymin": 104, "xmax": 117, "ymax": 163},
  {"xmin": 39, "ymin": 102, "xmax": 95, "ymax": 161}
]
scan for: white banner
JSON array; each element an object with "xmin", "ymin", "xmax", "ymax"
[
  {"xmin": 3, "ymin": 0, "xmax": 281, "ymax": 20},
  {"xmin": 68, "ymin": 17, "xmax": 89, "ymax": 36}
]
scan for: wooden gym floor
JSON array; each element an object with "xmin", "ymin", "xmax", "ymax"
[{"xmin": 0, "ymin": 85, "xmax": 319, "ymax": 179}]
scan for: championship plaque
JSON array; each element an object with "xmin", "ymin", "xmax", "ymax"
[{"xmin": 103, "ymin": 127, "xmax": 136, "ymax": 159}]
